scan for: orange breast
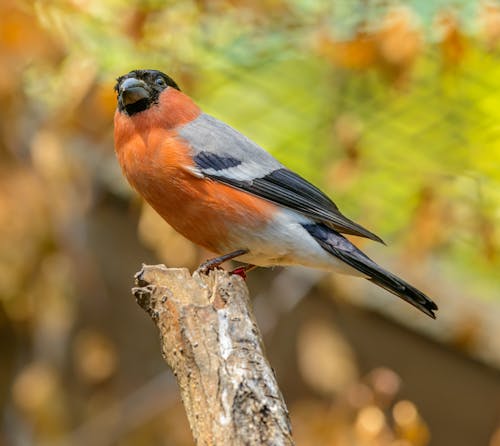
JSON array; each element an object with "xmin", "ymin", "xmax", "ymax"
[{"xmin": 114, "ymin": 107, "xmax": 276, "ymax": 254}]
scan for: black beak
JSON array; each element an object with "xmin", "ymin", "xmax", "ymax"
[{"xmin": 119, "ymin": 78, "xmax": 150, "ymax": 106}]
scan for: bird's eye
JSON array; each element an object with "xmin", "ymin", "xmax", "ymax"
[{"xmin": 155, "ymin": 77, "xmax": 166, "ymax": 87}]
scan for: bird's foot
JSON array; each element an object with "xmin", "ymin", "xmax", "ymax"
[
  {"xmin": 196, "ymin": 249, "xmax": 248, "ymax": 275},
  {"xmin": 230, "ymin": 264, "xmax": 257, "ymax": 281}
]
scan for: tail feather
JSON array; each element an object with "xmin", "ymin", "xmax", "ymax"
[{"xmin": 303, "ymin": 224, "xmax": 438, "ymax": 319}]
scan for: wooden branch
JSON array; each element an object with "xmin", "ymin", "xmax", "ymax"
[{"xmin": 133, "ymin": 265, "xmax": 294, "ymax": 446}]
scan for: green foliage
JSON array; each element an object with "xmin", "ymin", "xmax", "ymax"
[{"xmin": 23, "ymin": 0, "xmax": 500, "ymax": 293}]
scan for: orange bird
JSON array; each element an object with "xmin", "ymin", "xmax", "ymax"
[{"xmin": 113, "ymin": 69, "xmax": 438, "ymax": 318}]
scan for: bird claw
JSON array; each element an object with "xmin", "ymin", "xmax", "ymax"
[
  {"xmin": 195, "ymin": 261, "xmax": 223, "ymax": 275},
  {"xmin": 230, "ymin": 266, "xmax": 248, "ymax": 280},
  {"xmin": 195, "ymin": 249, "xmax": 249, "ymax": 276},
  {"xmin": 231, "ymin": 264, "xmax": 257, "ymax": 281}
]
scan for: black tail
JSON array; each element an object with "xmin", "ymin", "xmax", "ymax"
[{"xmin": 303, "ymin": 224, "xmax": 438, "ymax": 319}]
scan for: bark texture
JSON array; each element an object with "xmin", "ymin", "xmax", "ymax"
[{"xmin": 133, "ymin": 265, "xmax": 294, "ymax": 446}]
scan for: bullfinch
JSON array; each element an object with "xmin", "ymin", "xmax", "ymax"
[{"xmin": 113, "ymin": 69, "xmax": 438, "ymax": 319}]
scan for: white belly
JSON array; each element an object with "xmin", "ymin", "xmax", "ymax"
[{"xmin": 235, "ymin": 209, "xmax": 364, "ymax": 277}]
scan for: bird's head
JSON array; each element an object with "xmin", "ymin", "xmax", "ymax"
[{"xmin": 114, "ymin": 69, "xmax": 180, "ymax": 116}]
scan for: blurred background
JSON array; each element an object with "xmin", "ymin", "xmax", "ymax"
[{"xmin": 1, "ymin": 0, "xmax": 500, "ymax": 445}]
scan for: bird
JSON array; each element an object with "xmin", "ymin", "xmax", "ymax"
[{"xmin": 113, "ymin": 69, "xmax": 438, "ymax": 319}]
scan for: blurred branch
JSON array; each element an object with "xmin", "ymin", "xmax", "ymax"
[
  {"xmin": 55, "ymin": 371, "xmax": 177, "ymax": 446},
  {"xmin": 133, "ymin": 265, "xmax": 294, "ymax": 446}
]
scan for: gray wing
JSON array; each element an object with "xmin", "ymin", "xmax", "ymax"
[{"xmin": 178, "ymin": 114, "xmax": 383, "ymax": 243}]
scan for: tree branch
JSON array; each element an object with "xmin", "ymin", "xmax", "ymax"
[{"xmin": 133, "ymin": 265, "xmax": 294, "ymax": 446}]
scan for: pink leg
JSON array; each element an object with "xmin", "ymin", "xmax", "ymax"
[{"xmin": 230, "ymin": 264, "xmax": 257, "ymax": 280}]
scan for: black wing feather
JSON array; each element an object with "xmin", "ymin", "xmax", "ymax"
[
  {"xmin": 303, "ymin": 223, "xmax": 438, "ymax": 318},
  {"xmin": 204, "ymin": 166, "xmax": 384, "ymax": 243}
]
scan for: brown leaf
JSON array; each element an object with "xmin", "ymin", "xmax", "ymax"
[
  {"xmin": 435, "ymin": 10, "xmax": 467, "ymax": 69},
  {"xmin": 317, "ymin": 29, "xmax": 378, "ymax": 71},
  {"xmin": 376, "ymin": 6, "xmax": 422, "ymax": 88},
  {"xmin": 479, "ymin": 2, "xmax": 500, "ymax": 51}
]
